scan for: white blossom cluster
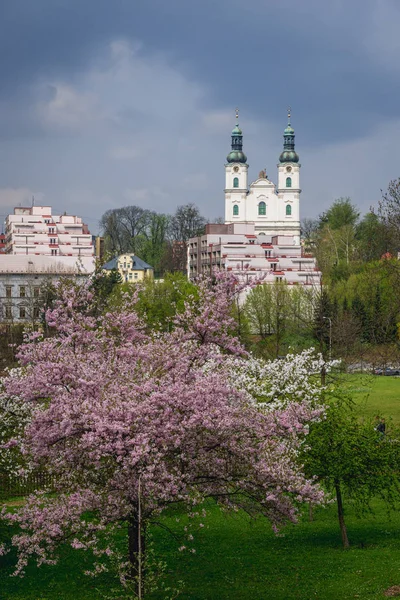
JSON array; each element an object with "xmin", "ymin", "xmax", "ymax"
[
  {"xmin": 205, "ymin": 348, "xmax": 340, "ymax": 411},
  {"xmin": 0, "ymin": 368, "xmax": 31, "ymax": 477}
]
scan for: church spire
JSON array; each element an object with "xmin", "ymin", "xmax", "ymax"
[
  {"xmin": 279, "ymin": 107, "xmax": 299, "ymax": 164},
  {"xmin": 226, "ymin": 108, "xmax": 247, "ymax": 164}
]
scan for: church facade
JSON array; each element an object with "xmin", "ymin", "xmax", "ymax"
[
  {"xmin": 187, "ymin": 111, "xmax": 321, "ymax": 288},
  {"xmin": 224, "ymin": 112, "xmax": 301, "ymax": 244}
]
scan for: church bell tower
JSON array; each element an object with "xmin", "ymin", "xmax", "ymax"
[
  {"xmin": 224, "ymin": 109, "xmax": 248, "ymax": 224},
  {"xmin": 277, "ymin": 108, "xmax": 301, "ymax": 243}
]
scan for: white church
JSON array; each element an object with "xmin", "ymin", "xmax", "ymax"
[
  {"xmin": 188, "ymin": 111, "xmax": 320, "ymax": 287},
  {"xmin": 224, "ymin": 110, "xmax": 301, "ymax": 244}
]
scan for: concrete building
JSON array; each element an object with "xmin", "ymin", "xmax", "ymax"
[
  {"xmin": 102, "ymin": 254, "xmax": 154, "ymax": 283},
  {"xmin": 5, "ymin": 205, "xmax": 94, "ymax": 257},
  {"xmin": 0, "ymin": 255, "xmax": 95, "ymax": 323},
  {"xmin": 189, "ymin": 223, "xmax": 320, "ymax": 286}
]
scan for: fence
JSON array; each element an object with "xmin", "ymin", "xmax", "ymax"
[{"xmin": 0, "ymin": 472, "xmax": 55, "ymax": 499}]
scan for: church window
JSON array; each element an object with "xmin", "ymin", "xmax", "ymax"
[
  {"xmin": 286, "ymin": 204, "xmax": 292, "ymax": 216},
  {"xmin": 286, "ymin": 177, "xmax": 292, "ymax": 188},
  {"xmin": 233, "ymin": 177, "xmax": 239, "ymax": 188},
  {"xmin": 258, "ymin": 201, "xmax": 266, "ymax": 216},
  {"xmin": 233, "ymin": 204, "xmax": 239, "ymax": 216}
]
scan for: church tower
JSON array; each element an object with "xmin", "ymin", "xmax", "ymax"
[
  {"xmin": 225, "ymin": 110, "xmax": 248, "ymax": 224},
  {"xmin": 277, "ymin": 109, "xmax": 301, "ymax": 244}
]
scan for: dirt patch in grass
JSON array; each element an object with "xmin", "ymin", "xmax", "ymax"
[{"xmin": 384, "ymin": 586, "xmax": 400, "ymax": 597}]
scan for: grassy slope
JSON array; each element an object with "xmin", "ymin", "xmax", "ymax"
[
  {"xmin": 2, "ymin": 502, "xmax": 400, "ymax": 600},
  {"xmin": 339, "ymin": 373, "xmax": 400, "ymax": 421},
  {"xmin": 2, "ymin": 375, "xmax": 400, "ymax": 599}
]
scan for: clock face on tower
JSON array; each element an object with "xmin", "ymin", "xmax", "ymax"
[{"xmin": 233, "ymin": 166, "xmax": 239, "ymax": 172}]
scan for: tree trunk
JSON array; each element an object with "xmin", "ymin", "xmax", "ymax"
[
  {"xmin": 128, "ymin": 512, "xmax": 146, "ymax": 598},
  {"xmin": 320, "ymin": 364, "xmax": 326, "ymax": 386},
  {"xmin": 334, "ymin": 478, "xmax": 350, "ymax": 549}
]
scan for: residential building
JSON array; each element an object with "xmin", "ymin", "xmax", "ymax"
[
  {"xmin": 5, "ymin": 205, "xmax": 94, "ymax": 257},
  {"xmin": 0, "ymin": 233, "xmax": 5, "ymax": 253},
  {"xmin": 0, "ymin": 255, "xmax": 95, "ymax": 323},
  {"xmin": 102, "ymin": 254, "xmax": 154, "ymax": 283},
  {"xmin": 189, "ymin": 223, "xmax": 320, "ymax": 286}
]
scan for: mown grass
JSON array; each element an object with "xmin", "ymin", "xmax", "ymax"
[
  {"xmin": 2, "ymin": 501, "xmax": 400, "ymax": 599},
  {"xmin": 338, "ymin": 373, "xmax": 400, "ymax": 421},
  {"xmin": 2, "ymin": 375, "xmax": 400, "ymax": 599}
]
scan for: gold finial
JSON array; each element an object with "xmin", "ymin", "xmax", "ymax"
[
  {"xmin": 287, "ymin": 106, "xmax": 291, "ymax": 124},
  {"xmin": 235, "ymin": 107, "xmax": 239, "ymax": 121}
]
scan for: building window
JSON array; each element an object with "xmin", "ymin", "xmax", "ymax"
[
  {"xmin": 49, "ymin": 227, "xmax": 55, "ymax": 234},
  {"xmin": 134, "ymin": 273, "xmax": 138, "ymax": 280},
  {"xmin": 5, "ymin": 306, "xmax": 12, "ymax": 319},
  {"xmin": 50, "ymin": 238, "xmax": 57, "ymax": 244},
  {"xmin": 34, "ymin": 287, "xmax": 40, "ymax": 297},
  {"xmin": 286, "ymin": 204, "xmax": 292, "ymax": 216},
  {"xmin": 258, "ymin": 202, "xmax": 266, "ymax": 216},
  {"xmin": 5, "ymin": 286, "xmax": 12, "ymax": 298},
  {"xmin": 233, "ymin": 204, "xmax": 239, "ymax": 216},
  {"xmin": 286, "ymin": 177, "xmax": 292, "ymax": 188},
  {"xmin": 233, "ymin": 177, "xmax": 239, "ymax": 188},
  {"xmin": 20, "ymin": 286, "xmax": 25, "ymax": 298},
  {"xmin": 33, "ymin": 306, "xmax": 40, "ymax": 319},
  {"xmin": 51, "ymin": 249, "xmax": 57, "ymax": 255},
  {"xmin": 19, "ymin": 306, "xmax": 26, "ymax": 319}
]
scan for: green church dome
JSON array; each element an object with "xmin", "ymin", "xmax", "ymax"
[
  {"xmin": 227, "ymin": 111, "xmax": 247, "ymax": 163},
  {"xmin": 279, "ymin": 149, "xmax": 299, "ymax": 163},
  {"xmin": 279, "ymin": 109, "xmax": 299, "ymax": 164},
  {"xmin": 227, "ymin": 150, "xmax": 247, "ymax": 164},
  {"xmin": 284, "ymin": 124, "xmax": 295, "ymax": 135},
  {"xmin": 231, "ymin": 124, "xmax": 243, "ymax": 136}
]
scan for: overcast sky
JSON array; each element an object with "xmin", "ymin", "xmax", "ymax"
[{"xmin": 0, "ymin": 0, "xmax": 399, "ymax": 233}]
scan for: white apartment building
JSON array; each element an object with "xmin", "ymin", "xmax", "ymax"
[
  {"xmin": 0, "ymin": 255, "xmax": 95, "ymax": 323},
  {"xmin": 189, "ymin": 223, "xmax": 320, "ymax": 286},
  {"xmin": 5, "ymin": 206, "xmax": 94, "ymax": 257}
]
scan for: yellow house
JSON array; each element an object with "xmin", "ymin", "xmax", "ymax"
[{"xmin": 102, "ymin": 253, "xmax": 154, "ymax": 283}]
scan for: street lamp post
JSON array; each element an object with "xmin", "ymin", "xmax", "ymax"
[{"xmin": 323, "ymin": 316, "xmax": 332, "ymax": 361}]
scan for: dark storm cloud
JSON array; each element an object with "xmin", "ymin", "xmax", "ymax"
[
  {"xmin": 1, "ymin": 0, "xmax": 399, "ymax": 144},
  {"xmin": 0, "ymin": 0, "xmax": 399, "ymax": 224}
]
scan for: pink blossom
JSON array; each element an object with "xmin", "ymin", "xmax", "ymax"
[{"xmin": 0, "ymin": 273, "xmax": 324, "ymax": 585}]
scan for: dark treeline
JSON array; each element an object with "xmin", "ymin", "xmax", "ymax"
[
  {"xmin": 100, "ymin": 203, "xmax": 210, "ymax": 276},
  {"xmin": 300, "ymin": 178, "xmax": 400, "ymax": 364}
]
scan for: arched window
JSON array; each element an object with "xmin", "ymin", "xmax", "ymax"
[
  {"xmin": 286, "ymin": 204, "xmax": 292, "ymax": 216},
  {"xmin": 258, "ymin": 201, "xmax": 266, "ymax": 216},
  {"xmin": 233, "ymin": 204, "xmax": 239, "ymax": 216},
  {"xmin": 286, "ymin": 177, "xmax": 292, "ymax": 188},
  {"xmin": 233, "ymin": 177, "xmax": 239, "ymax": 188}
]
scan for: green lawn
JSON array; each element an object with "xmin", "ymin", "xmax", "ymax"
[
  {"xmin": 2, "ymin": 501, "xmax": 400, "ymax": 599},
  {"xmin": 338, "ymin": 373, "xmax": 400, "ymax": 421},
  {"xmin": 3, "ymin": 376, "xmax": 400, "ymax": 599}
]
